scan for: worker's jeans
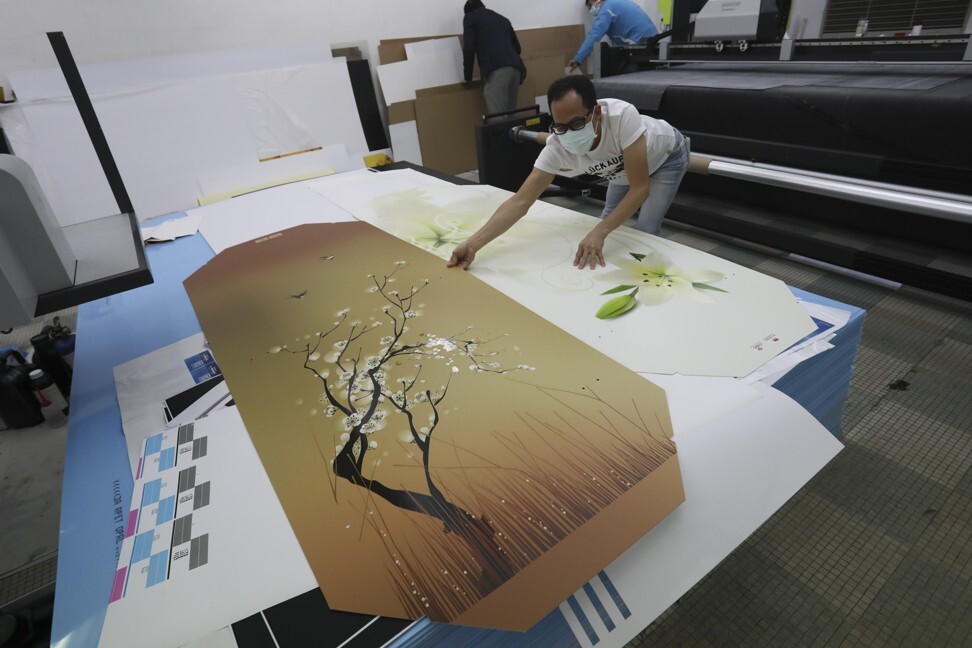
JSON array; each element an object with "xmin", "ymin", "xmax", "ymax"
[
  {"xmin": 600, "ymin": 132, "xmax": 691, "ymax": 235},
  {"xmin": 483, "ymin": 66, "xmax": 521, "ymax": 121}
]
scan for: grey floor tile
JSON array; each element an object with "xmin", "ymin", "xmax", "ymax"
[
  {"xmin": 880, "ymin": 366, "xmax": 972, "ymax": 432},
  {"xmin": 946, "ymin": 315, "xmax": 972, "ymax": 346},
  {"xmin": 840, "ymin": 386, "xmax": 884, "ymax": 434},
  {"xmin": 912, "ymin": 491, "xmax": 972, "ymax": 580},
  {"xmin": 751, "ymin": 491, "xmax": 908, "ymax": 620},
  {"xmin": 853, "ymin": 552, "xmax": 972, "ymax": 648},
  {"xmin": 804, "ymin": 274, "xmax": 893, "ymax": 311},
  {"xmin": 807, "ymin": 443, "xmax": 950, "ymax": 546},
  {"xmin": 918, "ymin": 338, "xmax": 972, "ymax": 383},
  {"xmin": 751, "ymin": 258, "xmax": 827, "ymax": 289},
  {"xmin": 846, "ymin": 346, "xmax": 917, "ymax": 397},
  {"xmin": 851, "ymin": 400, "xmax": 972, "ymax": 489}
]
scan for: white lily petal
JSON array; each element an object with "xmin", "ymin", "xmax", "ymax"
[
  {"xmin": 667, "ymin": 275, "xmax": 699, "ymax": 296},
  {"xmin": 636, "ymin": 285, "xmax": 676, "ymax": 306},
  {"xmin": 639, "ymin": 251, "xmax": 677, "ymax": 274},
  {"xmin": 601, "ymin": 257, "xmax": 650, "ymax": 278}
]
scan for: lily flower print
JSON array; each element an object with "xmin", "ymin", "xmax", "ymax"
[{"xmin": 595, "ymin": 251, "xmax": 727, "ymax": 318}]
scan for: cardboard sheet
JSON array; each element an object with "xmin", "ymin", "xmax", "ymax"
[
  {"xmin": 185, "ymin": 222, "xmax": 684, "ymax": 630},
  {"xmin": 307, "ymin": 172, "xmax": 816, "ymax": 377},
  {"xmin": 414, "ymin": 85, "xmax": 486, "ymax": 174},
  {"xmin": 98, "ymin": 407, "xmax": 317, "ymax": 648}
]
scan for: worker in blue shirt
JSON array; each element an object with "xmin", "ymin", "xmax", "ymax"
[
  {"xmin": 462, "ymin": 0, "xmax": 527, "ymax": 120},
  {"xmin": 569, "ymin": 0, "xmax": 659, "ymax": 71}
]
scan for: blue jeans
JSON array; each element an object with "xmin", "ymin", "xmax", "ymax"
[{"xmin": 600, "ymin": 132, "xmax": 691, "ymax": 235}]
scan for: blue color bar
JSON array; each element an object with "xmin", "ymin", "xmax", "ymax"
[
  {"xmin": 158, "ymin": 447, "xmax": 176, "ymax": 471},
  {"xmin": 144, "ymin": 433, "xmax": 163, "ymax": 456},
  {"xmin": 131, "ymin": 531, "xmax": 154, "ymax": 563},
  {"xmin": 596, "ymin": 571, "xmax": 631, "ymax": 619},
  {"xmin": 567, "ymin": 595, "xmax": 599, "ymax": 645},
  {"xmin": 155, "ymin": 496, "xmax": 175, "ymax": 525},
  {"xmin": 140, "ymin": 479, "xmax": 162, "ymax": 507},
  {"xmin": 583, "ymin": 583, "xmax": 616, "ymax": 631},
  {"xmin": 146, "ymin": 550, "xmax": 169, "ymax": 587}
]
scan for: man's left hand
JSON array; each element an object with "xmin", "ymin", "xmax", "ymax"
[{"xmin": 574, "ymin": 229, "xmax": 606, "ymax": 269}]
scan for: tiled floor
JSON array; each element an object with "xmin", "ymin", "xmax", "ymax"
[{"xmin": 1, "ymin": 190, "xmax": 970, "ymax": 647}]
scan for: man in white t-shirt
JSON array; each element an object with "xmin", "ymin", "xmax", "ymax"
[{"xmin": 448, "ymin": 74, "xmax": 690, "ymax": 270}]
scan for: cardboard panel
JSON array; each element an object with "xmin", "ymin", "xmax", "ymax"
[
  {"xmin": 517, "ymin": 24, "xmax": 586, "ymax": 61},
  {"xmin": 387, "ymin": 100, "xmax": 417, "ymax": 126},
  {"xmin": 521, "ymin": 54, "xmax": 572, "ymax": 106},
  {"xmin": 415, "ymin": 85, "xmax": 487, "ymax": 175},
  {"xmin": 379, "ymin": 24, "xmax": 583, "ymax": 75},
  {"xmin": 409, "ymin": 54, "xmax": 562, "ymax": 176}
]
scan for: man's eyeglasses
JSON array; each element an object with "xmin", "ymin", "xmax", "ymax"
[{"xmin": 549, "ymin": 111, "xmax": 592, "ymax": 135}]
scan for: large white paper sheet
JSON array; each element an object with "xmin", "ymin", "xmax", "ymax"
[
  {"xmin": 388, "ymin": 121, "xmax": 424, "ymax": 165},
  {"xmin": 404, "ymin": 37, "xmax": 464, "ymax": 80},
  {"xmin": 643, "ymin": 373, "xmax": 763, "ymax": 432},
  {"xmin": 557, "ymin": 382, "xmax": 842, "ymax": 648},
  {"xmin": 307, "ymin": 171, "xmax": 816, "ymax": 377},
  {"xmin": 377, "ymin": 52, "xmax": 463, "ymax": 105},
  {"xmin": 231, "ymin": 60, "xmax": 368, "ymax": 160},
  {"xmin": 7, "ymin": 43, "xmax": 334, "ymax": 102},
  {"xmin": 12, "ymin": 61, "xmax": 367, "ymax": 226},
  {"xmin": 99, "ymin": 407, "xmax": 317, "ymax": 648},
  {"xmin": 195, "ymin": 177, "xmax": 361, "ymax": 255},
  {"xmin": 141, "ymin": 213, "xmax": 203, "ymax": 243}
]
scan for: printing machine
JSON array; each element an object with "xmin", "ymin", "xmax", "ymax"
[{"xmin": 474, "ymin": 3, "xmax": 972, "ymax": 300}]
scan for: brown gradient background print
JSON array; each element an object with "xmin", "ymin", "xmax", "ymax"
[{"xmin": 184, "ymin": 222, "xmax": 683, "ymax": 630}]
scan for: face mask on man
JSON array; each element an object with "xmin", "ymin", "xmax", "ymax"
[
  {"xmin": 559, "ymin": 120, "xmax": 597, "ymax": 155},
  {"xmin": 589, "ymin": 2, "xmax": 601, "ymax": 16}
]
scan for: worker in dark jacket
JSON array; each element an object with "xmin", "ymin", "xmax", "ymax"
[{"xmin": 462, "ymin": 0, "xmax": 527, "ymax": 120}]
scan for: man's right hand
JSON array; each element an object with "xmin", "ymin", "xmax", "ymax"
[
  {"xmin": 568, "ymin": 60, "xmax": 580, "ymax": 71},
  {"xmin": 447, "ymin": 241, "xmax": 478, "ymax": 270}
]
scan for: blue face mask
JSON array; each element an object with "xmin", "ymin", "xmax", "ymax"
[
  {"xmin": 559, "ymin": 120, "xmax": 597, "ymax": 155},
  {"xmin": 589, "ymin": 3, "xmax": 601, "ymax": 16}
]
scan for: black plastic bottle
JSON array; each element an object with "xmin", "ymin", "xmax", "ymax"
[
  {"xmin": 30, "ymin": 328, "xmax": 72, "ymax": 403},
  {"xmin": 0, "ymin": 350, "xmax": 44, "ymax": 429}
]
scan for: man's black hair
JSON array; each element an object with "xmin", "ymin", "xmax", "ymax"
[
  {"xmin": 464, "ymin": 0, "xmax": 485, "ymax": 13},
  {"xmin": 547, "ymin": 75, "xmax": 597, "ymax": 112}
]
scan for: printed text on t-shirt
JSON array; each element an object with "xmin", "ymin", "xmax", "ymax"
[{"xmin": 587, "ymin": 155, "xmax": 625, "ymax": 181}]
